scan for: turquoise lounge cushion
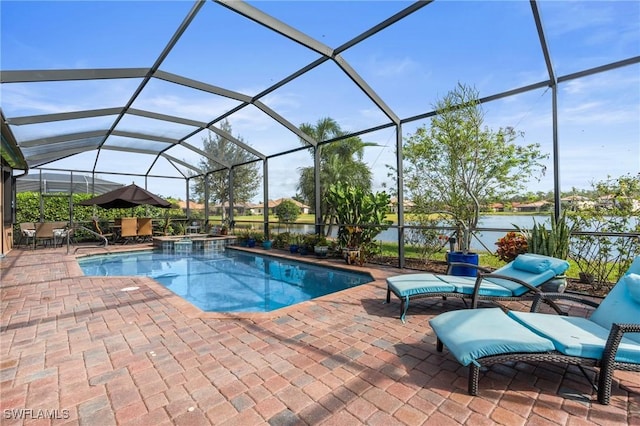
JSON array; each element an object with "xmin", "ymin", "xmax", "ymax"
[
  {"xmin": 522, "ymin": 253, "xmax": 570, "ymax": 275},
  {"xmin": 510, "ymin": 254, "xmax": 570, "ymax": 275},
  {"xmin": 430, "ymin": 308, "xmax": 555, "ymax": 366},
  {"xmin": 512, "ymin": 255, "xmax": 552, "ymax": 274},
  {"xmin": 625, "ymin": 273, "xmax": 640, "ymax": 303},
  {"xmin": 509, "ymin": 311, "xmax": 640, "ymax": 364},
  {"xmin": 387, "ymin": 274, "xmax": 456, "ymax": 297},
  {"xmin": 453, "ymin": 281, "xmax": 513, "ymax": 297},
  {"xmin": 589, "ymin": 274, "xmax": 640, "ymax": 345},
  {"xmin": 626, "ymin": 256, "xmax": 640, "ymax": 275},
  {"xmin": 483, "ymin": 265, "xmax": 556, "ymax": 296}
]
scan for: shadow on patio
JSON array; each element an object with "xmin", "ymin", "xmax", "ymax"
[{"xmin": 0, "ymin": 246, "xmax": 638, "ymax": 425}]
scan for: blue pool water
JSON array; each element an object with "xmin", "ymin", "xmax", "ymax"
[{"xmin": 78, "ymin": 250, "xmax": 373, "ymax": 312}]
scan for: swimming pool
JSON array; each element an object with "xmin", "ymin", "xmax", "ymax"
[{"xmin": 78, "ymin": 250, "xmax": 373, "ymax": 313}]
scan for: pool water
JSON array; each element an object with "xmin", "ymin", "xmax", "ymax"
[{"xmin": 78, "ymin": 250, "xmax": 373, "ymax": 312}]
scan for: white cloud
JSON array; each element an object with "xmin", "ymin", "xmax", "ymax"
[
  {"xmin": 369, "ymin": 55, "xmax": 418, "ymax": 78},
  {"xmin": 542, "ymin": 2, "xmax": 616, "ymax": 37}
]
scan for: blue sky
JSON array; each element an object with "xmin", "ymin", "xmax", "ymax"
[{"xmin": 1, "ymin": 0, "xmax": 639, "ymax": 202}]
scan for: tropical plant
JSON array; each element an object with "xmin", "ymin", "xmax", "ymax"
[
  {"xmin": 249, "ymin": 230, "xmax": 264, "ymax": 244},
  {"xmin": 495, "ymin": 231, "xmax": 528, "ymax": 263},
  {"xmin": 300, "ymin": 233, "xmax": 318, "ymax": 253},
  {"xmin": 236, "ymin": 229, "xmax": 252, "ymax": 246},
  {"xmin": 402, "ymin": 82, "xmax": 548, "ymax": 254},
  {"xmin": 513, "ymin": 210, "xmax": 575, "ymax": 293},
  {"xmin": 326, "ymin": 182, "xmax": 392, "ymax": 262},
  {"xmin": 296, "ymin": 117, "xmax": 375, "ymax": 234},
  {"xmin": 272, "ymin": 232, "xmax": 290, "ymax": 250},
  {"xmin": 288, "ymin": 233, "xmax": 302, "ymax": 246},
  {"xmin": 517, "ymin": 211, "xmax": 573, "ymax": 260},
  {"xmin": 313, "ymin": 233, "xmax": 328, "ymax": 247}
]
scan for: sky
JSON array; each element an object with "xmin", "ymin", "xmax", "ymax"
[{"xmin": 1, "ymin": 0, "xmax": 639, "ymax": 203}]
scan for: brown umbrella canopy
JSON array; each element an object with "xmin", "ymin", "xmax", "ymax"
[{"xmin": 78, "ymin": 183, "xmax": 171, "ymax": 209}]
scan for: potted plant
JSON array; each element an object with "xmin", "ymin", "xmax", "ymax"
[
  {"xmin": 236, "ymin": 229, "xmax": 251, "ymax": 247},
  {"xmin": 288, "ymin": 234, "xmax": 301, "ymax": 254},
  {"xmin": 273, "ymin": 231, "xmax": 290, "ymax": 250},
  {"xmin": 326, "ymin": 182, "xmax": 391, "ymax": 265},
  {"xmin": 342, "ymin": 226, "xmax": 363, "ymax": 264},
  {"xmin": 313, "ymin": 234, "xmax": 329, "ymax": 258},
  {"xmin": 262, "ymin": 232, "xmax": 273, "ymax": 250},
  {"xmin": 299, "ymin": 233, "xmax": 317, "ymax": 256},
  {"xmin": 516, "ymin": 210, "xmax": 573, "ymax": 292},
  {"xmin": 247, "ymin": 230, "xmax": 262, "ymax": 248}
]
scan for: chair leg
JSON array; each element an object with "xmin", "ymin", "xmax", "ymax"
[
  {"xmin": 468, "ymin": 364, "xmax": 480, "ymax": 396},
  {"xmin": 400, "ymin": 297, "xmax": 410, "ymax": 323},
  {"xmin": 597, "ymin": 365, "xmax": 613, "ymax": 405}
]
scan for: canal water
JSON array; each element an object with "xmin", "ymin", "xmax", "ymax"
[{"xmin": 281, "ymin": 215, "xmax": 552, "ymax": 253}]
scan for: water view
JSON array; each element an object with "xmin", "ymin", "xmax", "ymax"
[{"xmin": 278, "ymin": 215, "xmax": 552, "ymax": 252}]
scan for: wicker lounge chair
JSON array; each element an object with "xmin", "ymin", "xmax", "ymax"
[
  {"xmin": 386, "ymin": 253, "xmax": 570, "ymax": 322},
  {"xmin": 429, "ymin": 256, "xmax": 640, "ymax": 404}
]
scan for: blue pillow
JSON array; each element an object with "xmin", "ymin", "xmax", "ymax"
[
  {"xmin": 625, "ymin": 273, "xmax": 640, "ymax": 304},
  {"xmin": 512, "ymin": 255, "xmax": 552, "ymax": 274}
]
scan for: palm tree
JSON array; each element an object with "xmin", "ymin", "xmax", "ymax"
[{"xmin": 297, "ymin": 117, "xmax": 375, "ymax": 233}]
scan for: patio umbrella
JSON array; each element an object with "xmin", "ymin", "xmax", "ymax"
[{"xmin": 78, "ymin": 183, "xmax": 172, "ymax": 209}]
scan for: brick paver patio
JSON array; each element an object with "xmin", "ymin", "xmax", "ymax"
[{"xmin": 1, "ymin": 245, "xmax": 638, "ymax": 425}]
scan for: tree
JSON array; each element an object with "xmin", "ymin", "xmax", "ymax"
[
  {"xmin": 274, "ymin": 199, "xmax": 300, "ymax": 231},
  {"xmin": 191, "ymin": 120, "xmax": 260, "ymax": 219},
  {"xmin": 569, "ymin": 173, "xmax": 640, "ymax": 289},
  {"xmin": 296, "ymin": 117, "xmax": 375, "ymax": 232},
  {"xmin": 403, "ymin": 83, "xmax": 548, "ymax": 253}
]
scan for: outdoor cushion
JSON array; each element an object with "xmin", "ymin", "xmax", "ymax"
[
  {"xmin": 625, "ymin": 273, "xmax": 640, "ymax": 304},
  {"xmin": 387, "ymin": 274, "xmax": 456, "ymax": 297},
  {"xmin": 452, "ymin": 282, "xmax": 514, "ymax": 297},
  {"xmin": 589, "ymin": 273, "xmax": 640, "ymax": 344},
  {"xmin": 509, "ymin": 311, "xmax": 640, "ymax": 364},
  {"xmin": 626, "ymin": 256, "xmax": 640, "ymax": 275},
  {"xmin": 430, "ymin": 308, "xmax": 555, "ymax": 366},
  {"xmin": 483, "ymin": 265, "xmax": 556, "ymax": 296},
  {"xmin": 512, "ymin": 255, "xmax": 552, "ymax": 274},
  {"xmin": 521, "ymin": 253, "xmax": 571, "ymax": 275}
]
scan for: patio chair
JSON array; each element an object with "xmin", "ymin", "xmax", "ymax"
[
  {"xmin": 92, "ymin": 217, "xmax": 114, "ymax": 244},
  {"xmin": 34, "ymin": 221, "xmax": 56, "ymax": 248},
  {"xmin": 137, "ymin": 218, "xmax": 153, "ymax": 241},
  {"xmin": 386, "ymin": 253, "xmax": 570, "ymax": 322},
  {"xmin": 50, "ymin": 221, "xmax": 70, "ymax": 247},
  {"xmin": 429, "ymin": 256, "xmax": 640, "ymax": 404},
  {"xmin": 119, "ymin": 217, "xmax": 138, "ymax": 244},
  {"xmin": 19, "ymin": 222, "xmax": 36, "ymax": 247}
]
